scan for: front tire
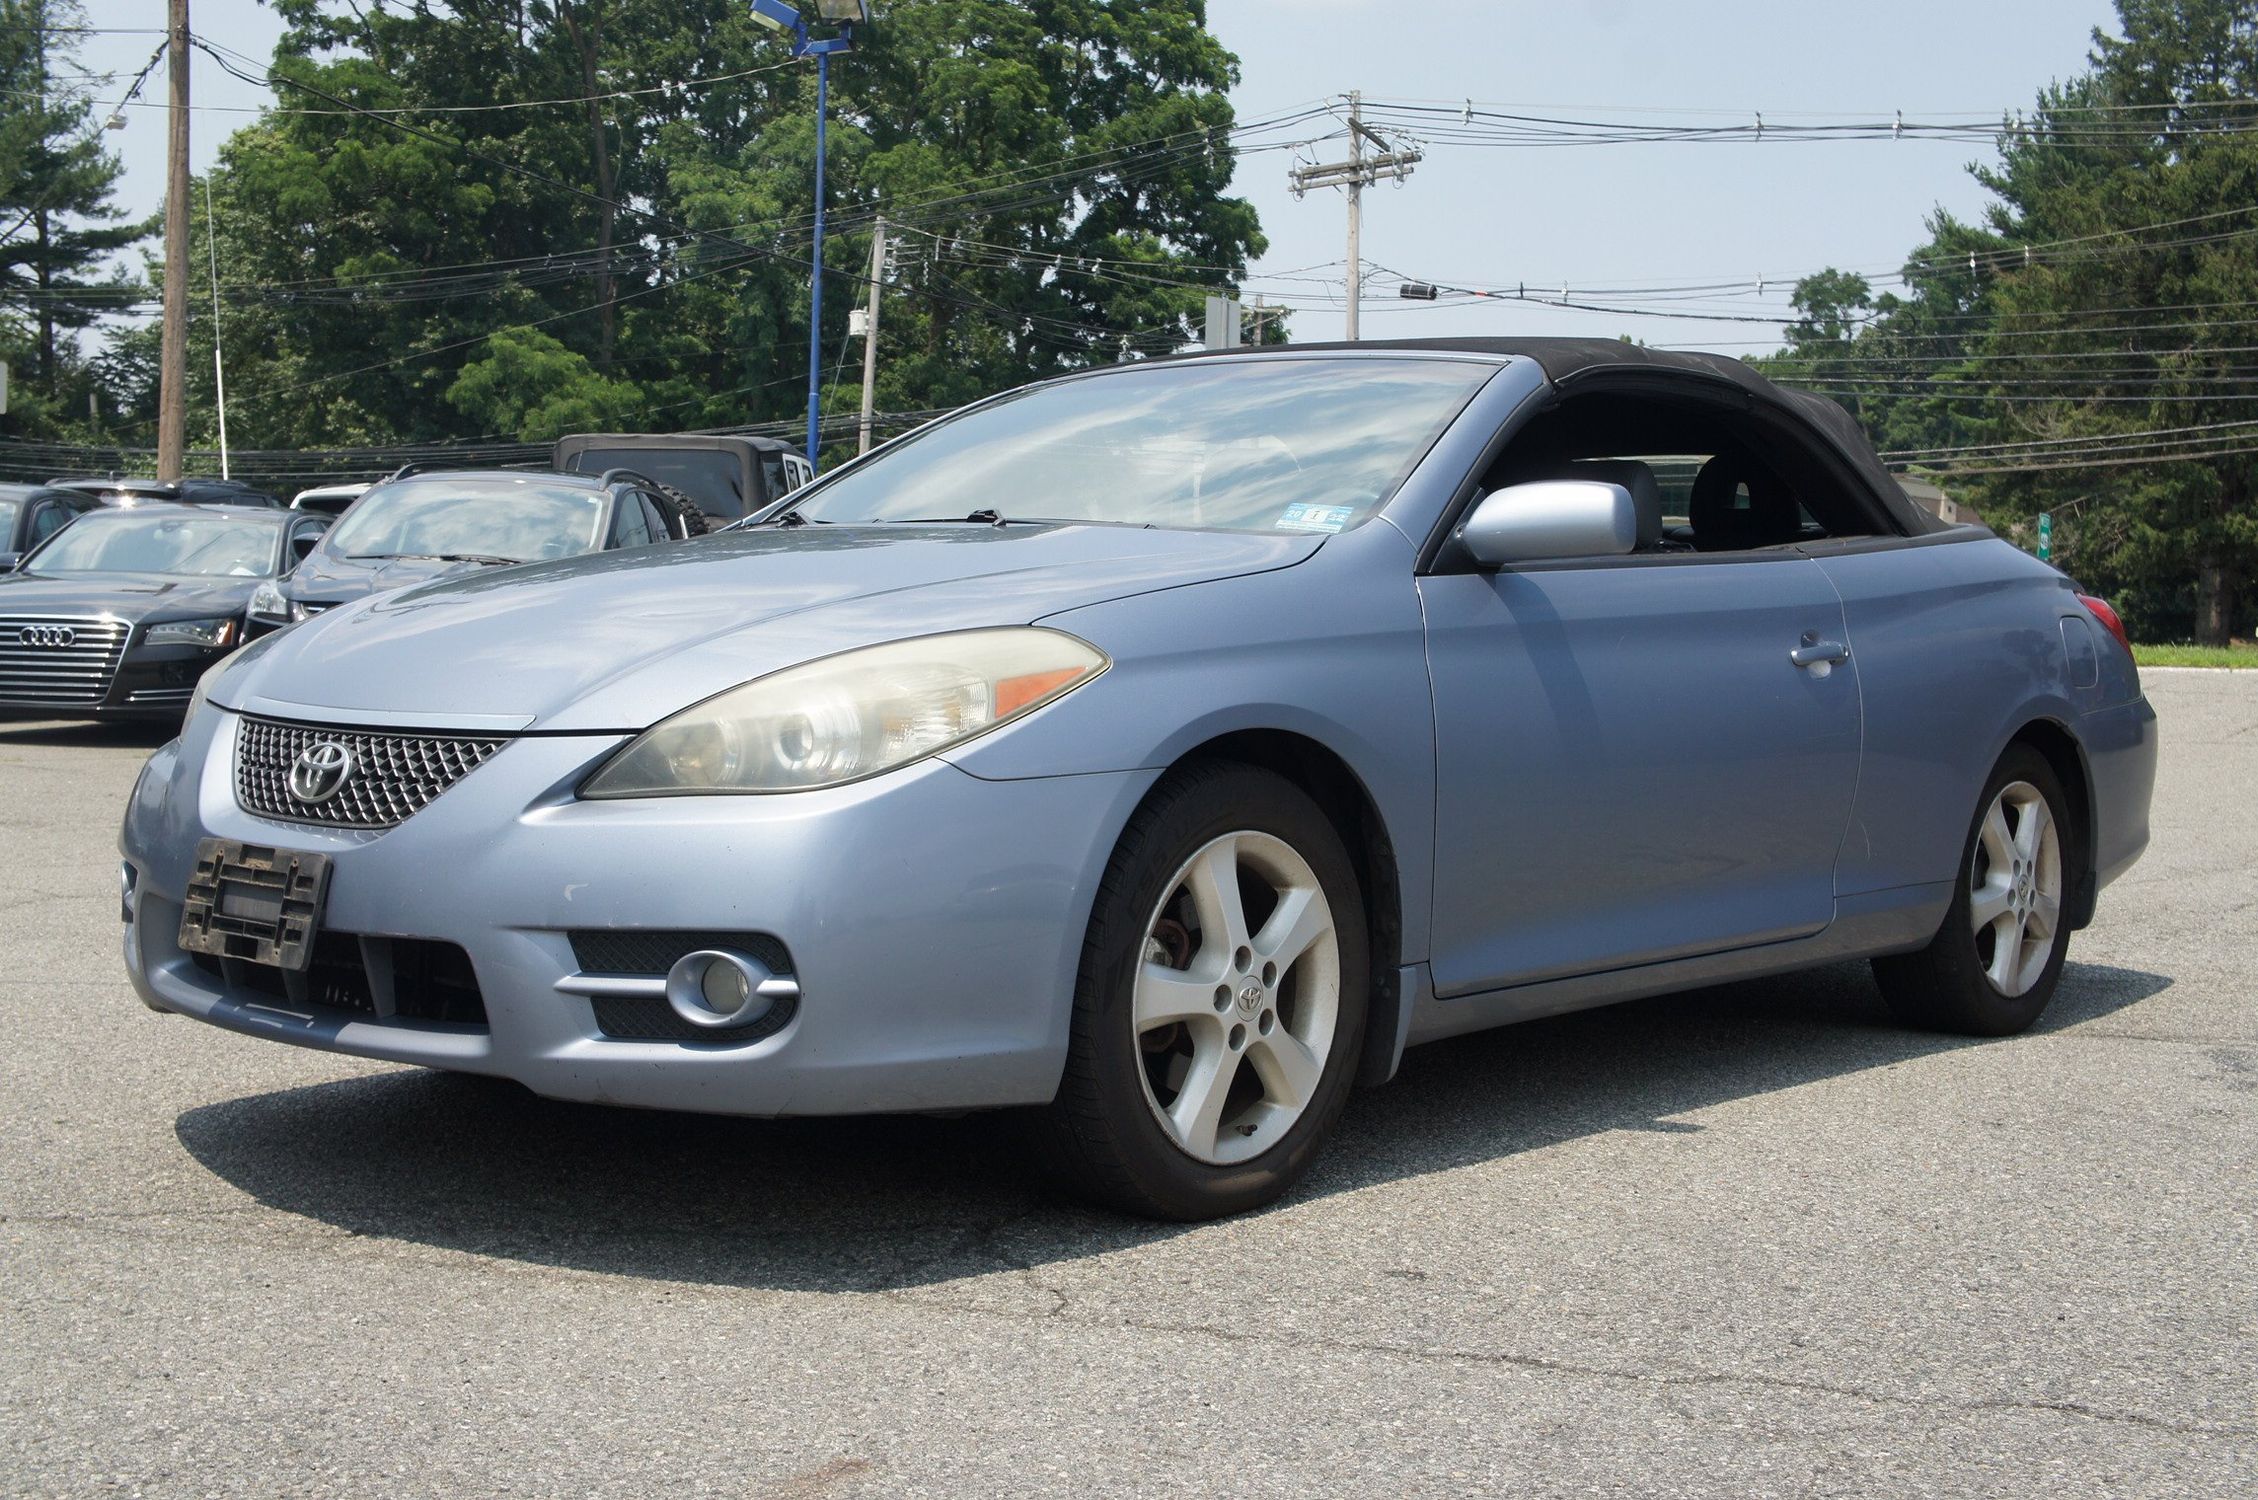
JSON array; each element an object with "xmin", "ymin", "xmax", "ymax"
[
  {"xmin": 1040, "ymin": 761, "xmax": 1368, "ymax": 1220},
  {"xmin": 1872, "ymin": 744, "xmax": 2074, "ymax": 1036}
]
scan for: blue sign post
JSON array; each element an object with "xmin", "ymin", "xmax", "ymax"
[{"xmin": 750, "ymin": 1, "xmax": 865, "ymax": 477}]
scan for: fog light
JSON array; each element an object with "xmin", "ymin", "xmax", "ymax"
[{"xmin": 663, "ymin": 949, "xmax": 793, "ymax": 1030}]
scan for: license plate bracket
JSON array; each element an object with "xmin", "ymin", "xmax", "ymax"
[{"xmin": 177, "ymin": 838, "xmax": 332, "ymax": 972}]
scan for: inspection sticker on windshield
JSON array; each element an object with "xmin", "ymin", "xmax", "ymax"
[{"xmin": 1275, "ymin": 503, "xmax": 1353, "ymax": 533}]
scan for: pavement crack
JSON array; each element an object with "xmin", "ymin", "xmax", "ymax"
[{"xmin": 1048, "ymin": 1313, "xmax": 2256, "ymax": 1439}]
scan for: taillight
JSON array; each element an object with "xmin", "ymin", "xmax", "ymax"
[{"xmin": 2078, "ymin": 593, "xmax": 2130, "ymax": 653}]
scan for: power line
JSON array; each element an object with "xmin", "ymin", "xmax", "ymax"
[{"xmin": 1882, "ymin": 415, "xmax": 2258, "ymax": 459}]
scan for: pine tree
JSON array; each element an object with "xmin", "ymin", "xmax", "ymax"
[{"xmin": 0, "ymin": 0, "xmax": 149, "ymax": 431}]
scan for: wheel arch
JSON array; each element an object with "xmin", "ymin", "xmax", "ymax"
[
  {"xmin": 1170, "ymin": 727, "xmax": 1409, "ymax": 1089},
  {"xmin": 2003, "ymin": 716, "xmax": 2099, "ymax": 930}
]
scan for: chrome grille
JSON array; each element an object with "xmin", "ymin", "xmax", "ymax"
[
  {"xmin": 234, "ymin": 715, "xmax": 509, "ymax": 830},
  {"xmin": 0, "ymin": 615, "xmax": 130, "ymax": 707}
]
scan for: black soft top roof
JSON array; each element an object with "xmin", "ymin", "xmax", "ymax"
[
  {"xmin": 556, "ymin": 431, "xmax": 801, "ymax": 456},
  {"xmin": 1183, "ymin": 336, "xmax": 1942, "ymax": 535}
]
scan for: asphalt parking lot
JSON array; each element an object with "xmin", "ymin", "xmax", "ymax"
[{"xmin": 2, "ymin": 672, "xmax": 2251, "ymax": 1498}]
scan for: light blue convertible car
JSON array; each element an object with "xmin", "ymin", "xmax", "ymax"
[{"xmin": 119, "ymin": 339, "xmax": 2156, "ymax": 1219}]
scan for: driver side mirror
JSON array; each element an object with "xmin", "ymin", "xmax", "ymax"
[
  {"xmin": 1460, "ymin": 481, "xmax": 1637, "ymax": 567},
  {"xmin": 290, "ymin": 534, "xmax": 321, "ymax": 563},
  {"xmin": 0, "ymin": 552, "xmax": 19, "ymax": 574}
]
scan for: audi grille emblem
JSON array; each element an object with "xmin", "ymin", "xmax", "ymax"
[
  {"xmin": 287, "ymin": 742, "xmax": 356, "ymax": 805},
  {"xmin": 18, "ymin": 625, "xmax": 76, "ymax": 648}
]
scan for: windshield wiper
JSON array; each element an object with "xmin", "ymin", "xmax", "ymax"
[
  {"xmin": 889, "ymin": 509, "xmax": 1026, "ymax": 526},
  {"xmin": 347, "ymin": 551, "xmax": 524, "ymax": 565}
]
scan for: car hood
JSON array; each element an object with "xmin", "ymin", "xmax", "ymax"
[
  {"xmin": 284, "ymin": 550, "xmax": 498, "ymax": 602},
  {"xmin": 0, "ymin": 571, "xmax": 262, "ymax": 624},
  {"xmin": 214, "ymin": 523, "xmax": 1319, "ymax": 731}
]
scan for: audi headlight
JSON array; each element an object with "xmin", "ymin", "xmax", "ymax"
[
  {"xmin": 248, "ymin": 582, "xmax": 290, "ymax": 623},
  {"xmin": 185, "ymin": 629, "xmax": 284, "ymax": 734},
  {"xmin": 143, "ymin": 617, "xmax": 240, "ymax": 649},
  {"xmin": 582, "ymin": 628, "xmax": 1108, "ymax": 796}
]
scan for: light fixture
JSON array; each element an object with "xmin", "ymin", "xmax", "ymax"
[
  {"xmin": 814, "ymin": 0, "xmax": 869, "ymax": 20},
  {"xmin": 749, "ymin": 0, "xmax": 800, "ymax": 32}
]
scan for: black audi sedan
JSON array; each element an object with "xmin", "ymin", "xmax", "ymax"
[{"xmin": 0, "ymin": 505, "xmax": 328, "ymax": 722}]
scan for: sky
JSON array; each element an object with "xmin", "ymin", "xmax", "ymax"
[{"xmin": 77, "ymin": 0, "xmax": 2122, "ymax": 355}]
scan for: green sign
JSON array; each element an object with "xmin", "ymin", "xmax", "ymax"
[{"xmin": 2037, "ymin": 511, "xmax": 2053, "ymax": 562}]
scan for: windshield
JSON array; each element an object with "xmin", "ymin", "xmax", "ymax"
[
  {"xmin": 325, "ymin": 476, "xmax": 607, "ymax": 562},
  {"xmin": 789, "ymin": 357, "xmax": 1493, "ymax": 532},
  {"xmin": 27, "ymin": 511, "xmax": 276, "ymax": 577},
  {"xmin": 0, "ymin": 497, "xmax": 19, "ymax": 537}
]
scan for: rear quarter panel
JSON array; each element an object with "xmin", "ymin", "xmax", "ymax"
[{"xmin": 1812, "ymin": 532, "xmax": 2114, "ymax": 899}]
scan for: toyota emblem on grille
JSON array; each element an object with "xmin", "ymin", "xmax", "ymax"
[
  {"xmin": 19, "ymin": 625, "xmax": 76, "ymax": 648},
  {"xmin": 287, "ymin": 741, "xmax": 356, "ymax": 805}
]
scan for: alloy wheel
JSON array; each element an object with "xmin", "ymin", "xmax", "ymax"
[
  {"xmin": 1968, "ymin": 778, "xmax": 2063, "ymax": 998},
  {"xmin": 1132, "ymin": 830, "xmax": 1342, "ymax": 1165}
]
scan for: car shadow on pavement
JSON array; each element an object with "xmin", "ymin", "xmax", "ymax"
[{"xmin": 173, "ymin": 957, "xmax": 2170, "ymax": 1292}]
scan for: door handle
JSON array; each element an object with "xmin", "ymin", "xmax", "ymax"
[{"xmin": 1790, "ymin": 639, "xmax": 1850, "ymax": 668}]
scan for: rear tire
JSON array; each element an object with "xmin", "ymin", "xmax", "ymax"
[
  {"xmin": 1872, "ymin": 744, "xmax": 2073, "ymax": 1036},
  {"xmin": 1038, "ymin": 761, "xmax": 1368, "ymax": 1220}
]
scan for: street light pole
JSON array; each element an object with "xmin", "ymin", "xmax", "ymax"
[{"xmin": 752, "ymin": 0, "xmax": 864, "ymax": 477}]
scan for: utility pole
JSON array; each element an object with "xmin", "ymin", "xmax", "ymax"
[
  {"xmin": 1344, "ymin": 92, "xmax": 1362, "ymax": 340},
  {"xmin": 857, "ymin": 214, "xmax": 885, "ymax": 455},
  {"xmin": 1288, "ymin": 91, "xmax": 1421, "ymax": 341},
  {"xmin": 156, "ymin": 0, "xmax": 190, "ymax": 480}
]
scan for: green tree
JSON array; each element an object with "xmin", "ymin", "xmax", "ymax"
[
  {"xmin": 126, "ymin": 0, "xmax": 1266, "ymax": 465},
  {"xmin": 1757, "ymin": 2, "xmax": 2258, "ymax": 644},
  {"xmin": 445, "ymin": 326, "xmax": 642, "ymax": 439},
  {"xmin": 1962, "ymin": 2, "xmax": 2258, "ymax": 644},
  {"xmin": 0, "ymin": 0, "xmax": 148, "ymax": 437}
]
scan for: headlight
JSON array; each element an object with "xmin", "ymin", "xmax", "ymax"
[
  {"xmin": 143, "ymin": 617, "xmax": 240, "ymax": 649},
  {"xmin": 582, "ymin": 627, "xmax": 1108, "ymax": 796},
  {"xmin": 185, "ymin": 628, "xmax": 283, "ymax": 732},
  {"xmin": 248, "ymin": 582, "xmax": 289, "ymax": 622}
]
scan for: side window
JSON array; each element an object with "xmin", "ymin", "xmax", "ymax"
[
  {"xmin": 26, "ymin": 501, "xmax": 71, "ymax": 546},
  {"xmin": 1483, "ymin": 394, "xmax": 1856, "ymax": 556},
  {"xmin": 612, "ymin": 493, "xmax": 651, "ymax": 549},
  {"xmin": 287, "ymin": 520, "xmax": 326, "ymax": 566},
  {"xmin": 638, "ymin": 495, "xmax": 670, "ymax": 541},
  {"xmin": 762, "ymin": 454, "xmax": 789, "ymax": 501}
]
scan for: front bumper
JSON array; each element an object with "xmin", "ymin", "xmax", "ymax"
[
  {"xmin": 120, "ymin": 706, "xmax": 1156, "ymax": 1115},
  {"xmin": 0, "ymin": 640, "xmax": 231, "ymax": 721}
]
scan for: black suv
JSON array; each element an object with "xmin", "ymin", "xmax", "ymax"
[
  {"xmin": 0, "ymin": 483, "xmax": 104, "ymax": 571},
  {"xmin": 554, "ymin": 433, "xmax": 811, "ymax": 529}
]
